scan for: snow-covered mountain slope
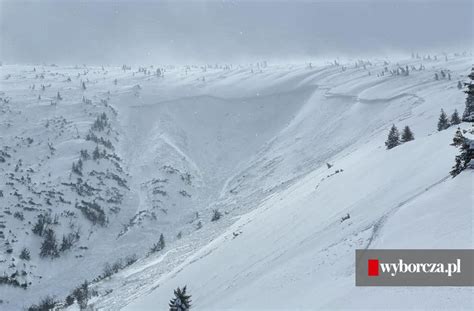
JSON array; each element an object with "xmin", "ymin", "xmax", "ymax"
[{"xmin": 0, "ymin": 55, "xmax": 472, "ymax": 310}]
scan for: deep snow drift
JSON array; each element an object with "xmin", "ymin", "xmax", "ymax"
[{"xmin": 0, "ymin": 55, "xmax": 473, "ymax": 310}]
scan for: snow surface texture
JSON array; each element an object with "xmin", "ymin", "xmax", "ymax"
[{"xmin": 0, "ymin": 55, "xmax": 473, "ymax": 310}]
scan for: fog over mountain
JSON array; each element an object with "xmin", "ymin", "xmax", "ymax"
[{"xmin": 1, "ymin": 0, "xmax": 472, "ymax": 65}]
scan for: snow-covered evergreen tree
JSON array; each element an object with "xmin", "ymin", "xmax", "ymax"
[
  {"xmin": 401, "ymin": 126, "xmax": 414, "ymax": 142},
  {"xmin": 72, "ymin": 159, "xmax": 83, "ymax": 176},
  {"xmin": 437, "ymin": 109, "xmax": 450, "ymax": 131},
  {"xmin": 385, "ymin": 125, "xmax": 400, "ymax": 149},
  {"xmin": 211, "ymin": 209, "xmax": 222, "ymax": 221},
  {"xmin": 450, "ymin": 137, "xmax": 474, "ymax": 177},
  {"xmin": 158, "ymin": 233, "xmax": 165, "ymax": 249},
  {"xmin": 92, "ymin": 145, "xmax": 101, "ymax": 160},
  {"xmin": 20, "ymin": 248, "xmax": 31, "ymax": 261},
  {"xmin": 450, "ymin": 109, "xmax": 461, "ymax": 125},
  {"xmin": 149, "ymin": 233, "xmax": 166, "ymax": 253},
  {"xmin": 451, "ymin": 156, "xmax": 464, "ymax": 177},
  {"xmin": 169, "ymin": 286, "xmax": 192, "ymax": 311},
  {"xmin": 462, "ymin": 67, "xmax": 474, "ymax": 122},
  {"xmin": 40, "ymin": 229, "xmax": 59, "ymax": 258},
  {"xmin": 452, "ymin": 128, "xmax": 464, "ymax": 146},
  {"xmin": 73, "ymin": 280, "xmax": 90, "ymax": 310}
]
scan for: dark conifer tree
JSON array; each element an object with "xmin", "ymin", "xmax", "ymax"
[
  {"xmin": 20, "ymin": 248, "xmax": 31, "ymax": 261},
  {"xmin": 385, "ymin": 125, "xmax": 400, "ymax": 149},
  {"xmin": 158, "ymin": 233, "xmax": 165, "ymax": 250},
  {"xmin": 401, "ymin": 126, "xmax": 415, "ymax": 142},
  {"xmin": 450, "ymin": 155, "xmax": 464, "ymax": 177},
  {"xmin": 452, "ymin": 128, "xmax": 464, "ymax": 146},
  {"xmin": 65, "ymin": 294, "xmax": 75, "ymax": 307},
  {"xmin": 450, "ymin": 109, "xmax": 461, "ymax": 125},
  {"xmin": 149, "ymin": 233, "xmax": 166, "ymax": 254},
  {"xmin": 73, "ymin": 280, "xmax": 89, "ymax": 310},
  {"xmin": 40, "ymin": 229, "xmax": 59, "ymax": 258},
  {"xmin": 211, "ymin": 209, "xmax": 222, "ymax": 222},
  {"xmin": 437, "ymin": 109, "xmax": 450, "ymax": 131},
  {"xmin": 92, "ymin": 145, "xmax": 101, "ymax": 160},
  {"xmin": 450, "ymin": 134, "xmax": 474, "ymax": 177},
  {"xmin": 169, "ymin": 286, "xmax": 192, "ymax": 311},
  {"xmin": 32, "ymin": 213, "xmax": 51, "ymax": 236},
  {"xmin": 462, "ymin": 67, "xmax": 474, "ymax": 122}
]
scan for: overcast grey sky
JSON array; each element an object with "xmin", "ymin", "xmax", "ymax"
[{"xmin": 0, "ymin": 0, "xmax": 472, "ymax": 65}]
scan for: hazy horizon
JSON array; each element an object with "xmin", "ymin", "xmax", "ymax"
[{"xmin": 1, "ymin": 0, "xmax": 472, "ymax": 65}]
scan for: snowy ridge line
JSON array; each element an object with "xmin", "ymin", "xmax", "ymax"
[
  {"xmin": 358, "ymin": 92, "xmax": 423, "ymax": 104},
  {"xmin": 128, "ymin": 84, "xmax": 318, "ymax": 109}
]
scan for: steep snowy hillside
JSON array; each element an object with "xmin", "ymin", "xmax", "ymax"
[{"xmin": 0, "ymin": 54, "xmax": 473, "ymax": 310}]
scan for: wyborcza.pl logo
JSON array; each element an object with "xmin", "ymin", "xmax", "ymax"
[
  {"xmin": 355, "ymin": 250, "xmax": 474, "ymax": 286},
  {"xmin": 367, "ymin": 258, "xmax": 461, "ymax": 277}
]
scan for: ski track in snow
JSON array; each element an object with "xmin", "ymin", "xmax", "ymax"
[{"xmin": 365, "ymin": 175, "xmax": 451, "ymax": 250}]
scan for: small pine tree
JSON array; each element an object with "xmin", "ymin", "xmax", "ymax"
[
  {"xmin": 73, "ymin": 280, "xmax": 89, "ymax": 310},
  {"xmin": 457, "ymin": 81, "xmax": 463, "ymax": 89},
  {"xmin": 211, "ymin": 209, "xmax": 222, "ymax": 222},
  {"xmin": 149, "ymin": 233, "xmax": 166, "ymax": 254},
  {"xmin": 28, "ymin": 296, "xmax": 57, "ymax": 311},
  {"xmin": 401, "ymin": 126, "xmax": 414, "ymax": 143},
  {"xmin": 92, "ymin": 145, "xmax": 101, "ymax": 160},
  {"xmin": 437, "ymin": 109, "xmax": 450, "ymax": 131},
  {"xmin": 72, "ymin": 159, "xmax": 83, "ymax": 176},
  {"xmin": 39, "ymin": 229, "xmax": 59, "ymax": 258},
  {"xmin": 450, "ymin": 155, "xmax": 464, "ymax": 177},
  {"xmin": 80, "ymin": 149, "xmax": 90, "ymax": 160},
  {"xmin": 385, "ymin": 124, "xmax": 400, "ymax": 149},
  {"xmin": 450, "ymin": 109, "xmax": 461, "ymax": 125},
  {"xmin": 462, "ymin": 67, "xmax": 474, "ymax": 122},
  {"xmin": 20, "ymin": 248, "xmax": 31, "ymax": 261},
  {"xmin": 32, "ymin": 213, "xmax": 52, "ymax": 237},
  {"xmin": 65, "ymin": 294, "xmax": 75, "ymax": 307},
  {"xmin": 452, "ymin": 128, "xmax": 464, "ymax": 146},
  {"xmin": 450, "ymin": 137, "xmax": 474, "ymax": 177},
  {"xmin": 169, "ymin": 286, "xmax": 192, "ymax": 311},
  {"xmin": 159, "ymin": 233, "xmax": 165, "ymax": 249},
  {"xmin": 60, "ymin": 232, "xmax": 78, "ymax": 252}
]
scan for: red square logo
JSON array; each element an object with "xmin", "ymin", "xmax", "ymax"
[{"xmin": 368, "ymin": 259, "xmax": 379, "ymax": 276}]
